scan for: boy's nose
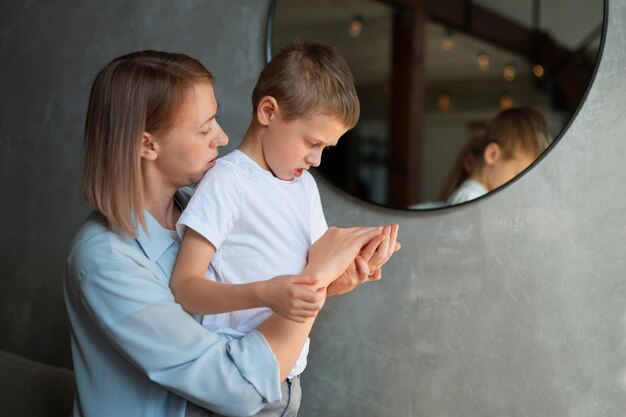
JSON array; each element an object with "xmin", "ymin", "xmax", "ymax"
[{"xmin": 307, "ymin": 151, "xmax": 321, "ymax": 167}]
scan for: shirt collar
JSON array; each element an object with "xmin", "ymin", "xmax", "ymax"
[
  {"xmin": 136, "ymin": 211, "xmax": 176, "ymax": 263},
  {"xmin": 136, "ymin": 191, "xmax": 189, "ymax": 263}
]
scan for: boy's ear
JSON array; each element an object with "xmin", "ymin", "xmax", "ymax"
[
  {"xmin": 256, "ymin": 96, "xmax": 279, "ymax": 126},
  {"xmin": 483, "ymin": 142, "xmax": 501, "ymax": 166},
  {"xmin": 140, "ymin": 132, "xmax": 159, "ymax": 161}
]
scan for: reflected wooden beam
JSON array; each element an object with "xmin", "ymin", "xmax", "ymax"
[
  {"xmin": 387, "ymin": 3, "xmax": 426, "ymax": 207},
  {"xmin": 378, "ymin": 0, "xmax": 594, "ymax": 107}
]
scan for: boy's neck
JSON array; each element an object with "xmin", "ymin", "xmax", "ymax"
[{"xmin": 238, "ymin": 122, "xmax": 271, "ymax": 172}]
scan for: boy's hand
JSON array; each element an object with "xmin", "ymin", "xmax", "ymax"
[
  {"xmin": 360, "ymin": 224, "xmax": 401, "ymax": 279},
  {"xmin": 327, "ymin": 256, "xmax": 369, "ymax": 296},
  {"xmin": 304, "ymin": 226, "xmax": 383, "ymax": 288},
  {"xmin": 257, "ymin": 275, "xmax": 325, "ymax": 323},
  {"xmin": 327, "ymin": 224, "xmax": 401, "ymax": 296}
]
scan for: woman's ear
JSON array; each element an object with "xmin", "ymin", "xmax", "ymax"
[
  {"xmin": 140, "ymin": 132, "xmax": 159, "ymax": 161},
  {"xmin": 256, "ymin": 96, "xmax": 279, "ymax": 126},
  {"xmin": 483, "ymin": 142, "xmax": 502, "ymax": 166}
]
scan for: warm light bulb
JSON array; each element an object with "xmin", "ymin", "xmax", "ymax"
[
  {"xmin": 503, "ymin": 64, "xmax": 516, "ymax": 81},
  {"xmin": 349, "ymin": 16, "xmax": 363, "ymax": 38},
  {"xmin": 438, "ymin": 92, "xmax": 452, "ymax": 112},
  {"xmin": 533, "ymin": 64, "xmax": 545, "ymax": 78},
  {"xmin": 499, "ymin": 93, "xmax": 513, "ymax": 109},
  {"xmin": 442, "ymin": 29, "xmax": 454, "ymax": 51},
  {"xmin": 477, "ymin": 52, "xmax": 489, "ymax": 71}
]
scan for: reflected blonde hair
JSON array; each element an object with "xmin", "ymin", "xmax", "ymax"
[
  {"xmin": 252, "ymin": 42, "xmax": 360, "ymax": 128},
  {"xmin": 483, "ymin": 106, "xmax": 551, "ymax": 160},
  {"xmin": 82, "ymin": 50, "xmax": 213, "ymax": 237}
]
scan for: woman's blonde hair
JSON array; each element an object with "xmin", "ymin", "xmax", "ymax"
[
  {"xmin": 82, "ymin": 50, "xmax": 213, "ymax": 237},
  {"xmin": 252, "ymin": 42, "xmax": 360, "ymax": 128}
]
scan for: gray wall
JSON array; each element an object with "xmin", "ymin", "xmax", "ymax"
[
  {"xmin": 0, "ymin": 0, "xmax": 268, "ymax": 366},
  {"xmin": 1, "ymin": 1, "xmax": 625, "ymax": 417}
]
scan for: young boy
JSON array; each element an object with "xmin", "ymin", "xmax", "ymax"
[
  {"xmin": 171, "ymin": 42, "xmax": 398, "ymax": 416},
  {"xmin": 447, "ymin": 106, "xmax": 552, "ymax": 205}
]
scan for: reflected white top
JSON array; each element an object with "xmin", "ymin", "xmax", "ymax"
[{"xmin": 447, "ymin": 179, "xmax": 488, "ymax": 205}]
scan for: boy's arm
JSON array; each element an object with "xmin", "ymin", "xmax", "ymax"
[{"xmin": 170, "ymin": 228, "xmax": 324, "ymax": 321}]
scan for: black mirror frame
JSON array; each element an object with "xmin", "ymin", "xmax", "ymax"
[{"xmin": 264, "ymin": 0, "xmax": 608, "ymax": 212}]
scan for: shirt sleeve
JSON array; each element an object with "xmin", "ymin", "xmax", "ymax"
[
  {"xmin": 67, "ymin": 238, "xmax": 281, "ymax": 416},
  {"xmin": 309, "ymin": 176, "xmax": 328, "ymax": 244},
  {"xmin": 177, "ymin": 163, "xmax": 242, "ymax": 250}
]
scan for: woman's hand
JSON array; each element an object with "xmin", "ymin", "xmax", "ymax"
[
  {"xmin": 256, "ymin": 275, "xmax": 326, "ymax": 323},
  {"xmin": 304, "ymin": 226, "xmax": 383, "ymax": 288}
]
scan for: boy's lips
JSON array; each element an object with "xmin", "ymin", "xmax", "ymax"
[
  {"xmin": 294, "ymin": 168, "xmax": 306, "ymax": 177},
  {"xmin": 206, "ymin": 157, "xmax": 218, "ymax": 170}
]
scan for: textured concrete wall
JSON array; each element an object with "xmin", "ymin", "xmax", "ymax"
[
  {"xmin": 306, "ymin": 1, "xmax": 626, "ymax": 416},
  {"xmin": 1, "ymin": 1, "xmax": 625, "ymax": 416}
]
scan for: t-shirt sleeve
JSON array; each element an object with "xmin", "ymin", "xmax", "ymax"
[
  {"xmin": 176, "ymin": 163, "xmax": 242, "ymax": 250},
  {"xmin": 309, "ymin": 176, "xmax": 328, "ymax": 244}
]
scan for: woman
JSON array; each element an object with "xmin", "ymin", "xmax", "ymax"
[{"xmin": 64, "ymin": 50, "xmax": 396, "ymax": 417}]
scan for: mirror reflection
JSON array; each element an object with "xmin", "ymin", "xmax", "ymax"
[{"xmin": 270, "ymin": 0, "xmax": 603, "ymax": 209}]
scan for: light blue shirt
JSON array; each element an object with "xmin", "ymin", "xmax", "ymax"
[{"xmin": 64, "ymin": 193, "xmax": 281, "ymax": 417}]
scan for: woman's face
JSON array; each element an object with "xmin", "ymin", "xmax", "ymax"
[{"xmin": 153, "ymin": 82, "xmax": 228, "ymax": 187}]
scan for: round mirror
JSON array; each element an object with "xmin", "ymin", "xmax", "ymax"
[{"xmin": 268, "ymin": 0, "xmax": 604, "ymax": 209}]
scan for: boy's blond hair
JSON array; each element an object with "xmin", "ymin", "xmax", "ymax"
[
  {"xmin": 82, "ymin": 50, "xmax": 214, "ymax": 237},
  {"xmin": 252, "ymin": 42, "xmax": 360, "ymax": 128},
  {"xmin": 483, "ymin": 106, "xmax": 551, "ymax": 160}
]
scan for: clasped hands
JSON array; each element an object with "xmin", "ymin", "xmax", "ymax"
[{"xmin": 258, "ymin": 225, "xmax": 400, "ymax": 323}]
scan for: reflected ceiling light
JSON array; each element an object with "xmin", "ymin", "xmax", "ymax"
[
  {"xmin": 499, "ymin": 93, "xmax": 513, "ymax": 109},
  {"xmin": 532, "ymin": 64, "xmax": 545, "ymax": 78},
  {"xmin": 442, "ymin": 29, "xmax": 454, "ymax": 51},
  {"xmin": 349, "ymin": 15, "xmax": 363, "ymax": 38},
  {"xmin": 477, "ymin": 52, "xmax": 489, "ymax": 71},
  {"xmin": 503, "ymin": 63, "xmax": 516, "ymax": 81},
  {"xmin": 438, "ymin": 92, "xmax": 452, "ymax": 112}
]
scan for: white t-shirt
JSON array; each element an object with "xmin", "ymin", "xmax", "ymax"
[
  {"xmin": 446, "ymin": 179, "xmax": 488, "ymax": 205},
  {"xmin": 177, "ymin": 150, "xmax": 328, "ymax": 378}
]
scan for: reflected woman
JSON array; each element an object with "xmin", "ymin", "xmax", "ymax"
[{"xmin": 446, "ymin": 106, "xmax": 551, "ymax": 205}]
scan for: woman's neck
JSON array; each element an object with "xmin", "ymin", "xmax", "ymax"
[{"xmin": 142, "ymin": 173, "xmax": 181, "ymax": 231}]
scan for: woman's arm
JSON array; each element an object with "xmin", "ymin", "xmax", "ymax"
[
  {"xmin": 170, "ymin": 228, "xmax": 324, "ymax": 322},
  {"xmin": 65, "ymin": 233, "xmax": 280, "ymax": 416},
  {"xmin": 258, "ymin": 226, "xmax": 384, "ymax": 381}
]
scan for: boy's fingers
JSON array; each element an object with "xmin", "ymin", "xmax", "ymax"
[
  {"xmin": 360, "ymin": 235, "xmax": 386, "ymax": 262},
  {"xmin": 354, "ymin": 256, "xmax": 370, "ymax": 283},
  {"xmin": 386, "ymin": 224, "xmax": 399, "ymax": 259}
]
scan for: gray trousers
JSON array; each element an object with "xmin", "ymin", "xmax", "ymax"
[{"xmin": 186, "ymin": 376, "xmax": 301, "ymax": 417}]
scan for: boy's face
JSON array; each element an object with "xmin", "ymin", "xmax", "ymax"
[
  {"xmin": 262, "ymin": 112, "xmax": 348, "ymax": 180},
  {"xmin": 484, "ymin": 144, "xmax": 537, "ymax": 191}
]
